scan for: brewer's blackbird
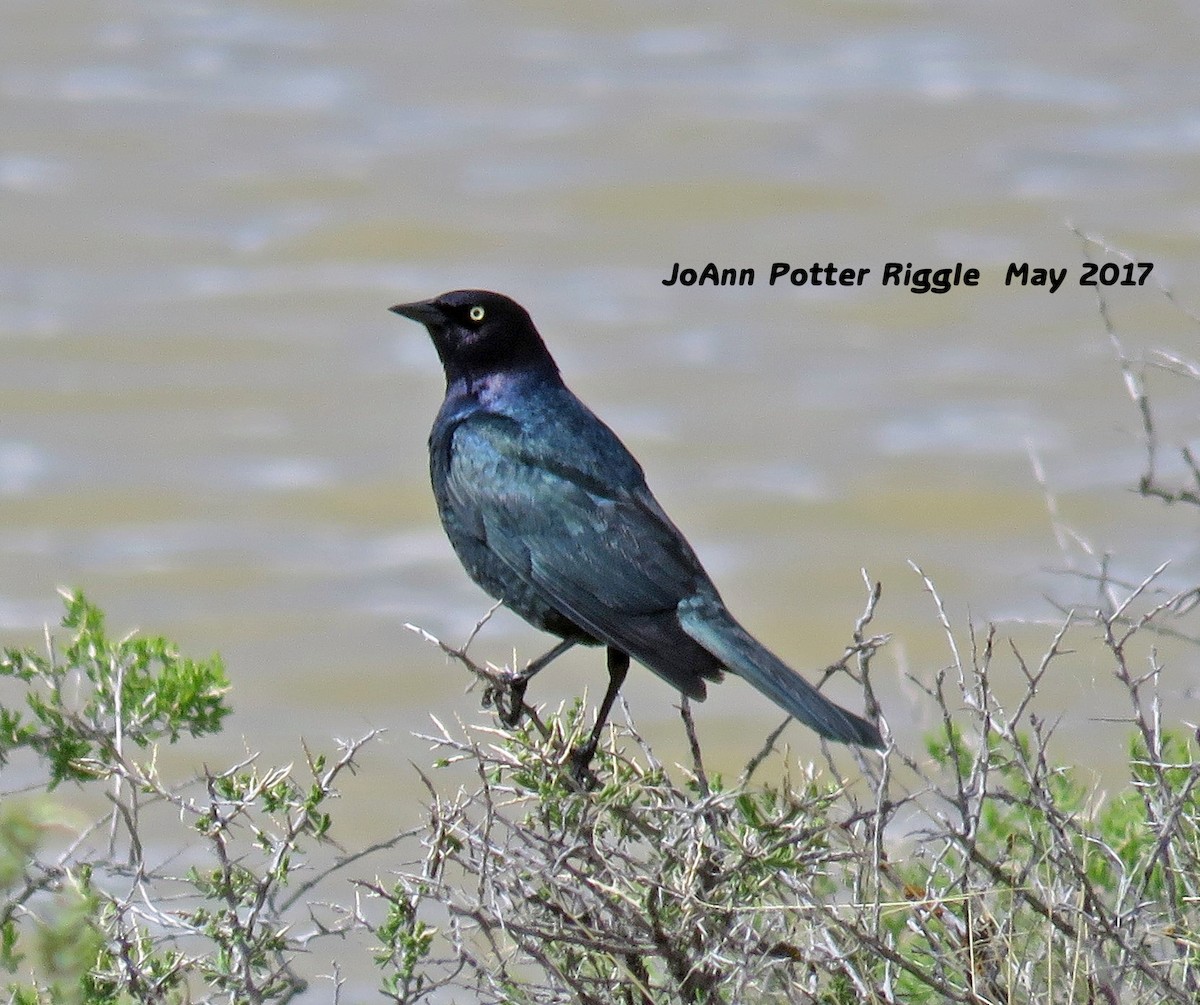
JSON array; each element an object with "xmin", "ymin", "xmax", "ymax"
[{"xmin": 391, "ymin": 290, "xmax": 883, "ymax": 771}]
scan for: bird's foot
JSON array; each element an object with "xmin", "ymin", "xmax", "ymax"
[
  {"xmin": 566, "ymin": 742, "xmax": 600, "ymax": 790},
  {"xmin": 487, "ymin": 674, "xmax": 528, "ymax": 728}
]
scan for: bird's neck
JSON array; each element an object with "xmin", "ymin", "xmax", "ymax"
[{"xmin": 444, "ymin": 358, "xmax": 562, "ymax": 404}]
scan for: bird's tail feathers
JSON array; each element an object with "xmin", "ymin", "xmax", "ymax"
[{"xmin": 678, "ymin": 598, "xmax": 883, "ymax": 750}]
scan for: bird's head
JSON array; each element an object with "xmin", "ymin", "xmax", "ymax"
[{"xmin": 389, "ymin": 290, "xmax": 558, "ymax": 386}]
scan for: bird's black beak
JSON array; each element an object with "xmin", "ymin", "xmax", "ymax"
[{"xmin": 388, "ymin": 299, "xmax": 444, "ymax": 327}]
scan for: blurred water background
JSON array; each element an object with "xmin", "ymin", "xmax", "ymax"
[{"xmin": 2, "ymin": 1, "xmax": 1199, "ymax": 988}]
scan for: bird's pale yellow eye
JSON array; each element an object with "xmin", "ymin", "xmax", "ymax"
[{"xmin": 469, "ymin": 305, "xmax": 486, "ymax": 322}]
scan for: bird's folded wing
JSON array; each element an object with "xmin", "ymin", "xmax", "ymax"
[{"xmin": 444, "ymin": 413, "xmax": 704, "ymax": 632}]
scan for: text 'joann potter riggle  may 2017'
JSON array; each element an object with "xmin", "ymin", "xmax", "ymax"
[{"xmin": 660, "ymin": 261, "xmax": 1155, "ymax": 294}]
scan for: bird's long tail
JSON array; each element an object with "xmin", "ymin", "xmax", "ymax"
[{"xmin": 678, "ymin": 597, "xmax": 884, "ymax": 749}]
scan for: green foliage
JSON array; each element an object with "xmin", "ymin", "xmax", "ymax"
[
  {"xmin": 1, "ymin": 805, "xmax": 103, "ymax": 1005},
  {"xmin": 371, "ymin": 880, "xmax": 436, "ymax": 1002},
  {"xmin": 0, "ymin": 590, "xmax": 230, "ymax": 787}
]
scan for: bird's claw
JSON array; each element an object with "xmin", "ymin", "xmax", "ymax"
[
  {"xmin": 566, "ymin": 744, "xmax": 600, "ymax": 790},
  {"xmin": 489, "ymin": 673, "xmax": 528, "ymax": 727}
]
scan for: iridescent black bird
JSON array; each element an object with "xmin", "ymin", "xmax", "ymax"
[{"xmin": 391, "ymin": 290, "xmax": 883, "ymax": 772}]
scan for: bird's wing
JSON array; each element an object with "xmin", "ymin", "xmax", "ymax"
[{"xmin": 443, "ymin": 410, "xmax": 707, "ymax": 647}]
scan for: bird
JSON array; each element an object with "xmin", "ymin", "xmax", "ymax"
[{"xmin": 390, "ymin": 289, "xmax": 883, "ymax": 774}]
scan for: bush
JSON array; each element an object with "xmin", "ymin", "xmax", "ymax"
[{"xmin": 2, "ymin": 555, "xmax": 1197, "ymax": 1004}]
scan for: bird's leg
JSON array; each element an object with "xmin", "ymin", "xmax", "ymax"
[
  {"xmin": 569, "ymin": 647, "xmax": 629, "ymax": 781},
  {"xmin": 519, "ymin": 637, "xmax": 577, "ymax": 683},
  {"xmin": 497, "ymin": 637, "xmax": 578, "ymax": 727}
]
